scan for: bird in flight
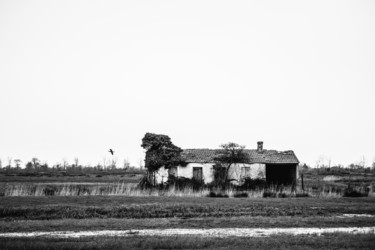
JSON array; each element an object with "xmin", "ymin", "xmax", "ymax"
[{"xmin": 108, "ymin": 149, "xmax": 114, "ymax": 155}]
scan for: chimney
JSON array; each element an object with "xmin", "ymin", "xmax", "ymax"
[{"xmin": 257, "ymin": 141, "xmax": 263, "ymax": 152}]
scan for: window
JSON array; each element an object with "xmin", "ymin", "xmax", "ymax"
[
  {"xmin": 193, "ymin": 167, "xmax": 203, "ymax": 181},
  {"xmin": 241, "ymin": 167, "xmax": 251, "ymax": 179}
]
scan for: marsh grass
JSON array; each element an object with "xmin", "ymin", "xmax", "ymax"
[
  {"xmin": 3, "ymin": 183, "xmax": 211, "ymax": 197},
  {"xmin": 2, "ymin": 182, "xmax": 370, "ymax": 198},
  {"xmin": 3, "ymin": 183, "xmax": 300, "ymax": 198}
]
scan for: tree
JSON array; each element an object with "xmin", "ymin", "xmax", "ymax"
[
  {"xmin": 110, "ymin": 157, "xmax": 118, "ymax": 170},
  {"xmin": 14, "ymin": 159, "xmax": 22, "ymax": 169},
  {"xmin": 74, "ymin": 158, "xmax": 79, "ymax": 168},
  {"xmin": 62, "ymin": 158, "xmax": 68, "ymax": 170},
  {"xmin": 102, "ymin": 157, "xmax": 107, "ymax": 169},
  {"xmin": 25, "ymin": 162, "xmax": 33, "ymax": 170},
  {"xmin": 214, "ymin": 142, "xmax": 250, "ymax": 186},
  {"xmin": 7, "ymin": 157, "xmax": 12, "ymax": 168},
  {"xmin": 32, "ymin": 157, "xmax": 40, "ymax": 169},
  {"xmin": 141, "ymin": 132, "xmax": 183, "ymax": 172},
  {"xmin": 40, "ymin": 162, "xmax": 49, "ymax": 171},
  {"xmin": 123, "ymin": 158, "xmax": 130, "ymax": 169},
  {"xmin": 139, "ymin": 158, "xmax": 144, "ymax": 169}
]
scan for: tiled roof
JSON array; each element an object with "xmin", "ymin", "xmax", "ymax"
[{"xmin": 181, "ymin": 148, "xmax": 299, "ymax": 164}]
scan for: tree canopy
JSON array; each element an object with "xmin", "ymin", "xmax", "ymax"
[
  {"xmin": 214, "ymin": 142, "xmax": 250, "ymax": 186},
  {"xmin": 214, "ymin": 142, "xmax": 249, "ymax": 165},
  {"xmin": 141, "ymin": 133, "xmax": 183, "ymax": 172}
]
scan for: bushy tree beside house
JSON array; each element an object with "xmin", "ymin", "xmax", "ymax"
[{"xmin": 141, "ymin": 132, "xmax": 183, "ymax": 172}]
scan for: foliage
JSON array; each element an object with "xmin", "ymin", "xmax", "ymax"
[
  {"xmin": 214, "ymin": 142, "xmax": 249, "ymax": 165},
  {"xmin": 207, "ymin": 191, "xmax": 229, "ymax": 198},
  {"xmin": 166, "ymin": 176, "xmax": 204, "ymax": 190},
  {"xmin": 141, "ymin": 133, "xmax": 183, "ymax": 172},
  {"xmin": 0, "ymin": 159, "xmax": 144, "ymax": 175},
  {"xmin": 233, "ymin": 192, "xmax": 249, "ymax": 198},
  {"xmin": 295, "ymin": 192, "xmax": 310, "ymax": 197},
  {"xmin": 343, "ymin": 186, "xmax": 369, "ymax": 197},
  {"xmin": 239, "ymin": 177, "xmax": 267, "ymax": 190},
  {"xmin": 213, "ymin": 142, "xmax": 249, "ymax": 187}
]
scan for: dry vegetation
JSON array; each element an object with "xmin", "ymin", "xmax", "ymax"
[
  {"xmin": 1, "ymin": 196, "xmax": 375, "ymax": 220},
  {"xmin": 0, "ymin": 168, "xmax": 375, "ymax": 249}
]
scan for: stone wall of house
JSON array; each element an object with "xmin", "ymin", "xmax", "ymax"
[
  {"xmin": 177, "ymin": 163, "xmax": 215, "ymax": 184},
  {"xmin": 153, "ymin": 163, "xmax": 266, "ymax": 185},
  {"xmin": 228, "ymin": 163, "xmax": 266, "ymax": 185}
]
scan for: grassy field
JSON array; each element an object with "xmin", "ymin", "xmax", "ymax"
[
  {"xmin": 1, "ymin": 196, "xmax": 375, "ymax": 220},
  {"xmin": 300, "ymin": 167, "xmax": 375, "ymax": 194},
  {"xmin": 1, "ymin": 170, "xmax": 375, "ymax": 249}
]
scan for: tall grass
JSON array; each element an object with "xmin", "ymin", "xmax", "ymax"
[
  {"xmin": 2, "ymin": 182, "xmax": 370, "ymax": 198},
  {"xmin": 3, "ymin": 183, "xmax": 211, "ymax": 197},
  {"xmin": 2, "ymin": 183, "xmax": 290, "ymax": 198}
]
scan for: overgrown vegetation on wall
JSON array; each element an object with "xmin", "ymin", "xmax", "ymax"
[
  {"xmin": 213, "ymin": 142, "xmax": 250, "ymax": 188},
  {"xmin": 141, "ymin": 133, "xmax": 183, "ymax": 172}
]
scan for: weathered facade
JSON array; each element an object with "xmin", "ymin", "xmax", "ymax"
[{"xmin": 152, "ymin": 142, "xmax": 299, "ymax": 186}]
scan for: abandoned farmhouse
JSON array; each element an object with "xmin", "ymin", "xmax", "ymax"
[{"xmin": 152, "ymin": 142, "xmax": 300, "ymax": 186}]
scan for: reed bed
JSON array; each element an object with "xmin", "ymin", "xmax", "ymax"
[
  {"xmin": 1, "ymin": 182, "xmax": 352, "ymax": 198},
  {"xmin": 3, "ymin": 183, "xmax": 211, "ymax": 197}
]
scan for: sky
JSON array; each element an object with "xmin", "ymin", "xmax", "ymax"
[{"xmin": 1, "ymin": 0, "xmax": 374, "ymax": 168}]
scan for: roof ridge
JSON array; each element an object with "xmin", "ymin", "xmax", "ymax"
[{"xmin": 182, "ymin": 148, "xmax": 299, "ymax": 164}]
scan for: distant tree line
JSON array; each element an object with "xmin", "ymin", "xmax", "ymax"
[
  {"xmin": 299, "ymin": 162, "xmax": 375, "ymax": 174},
  {"xmin": 0, "ymin": 157, "xmax": 144, "ymax": 174}
]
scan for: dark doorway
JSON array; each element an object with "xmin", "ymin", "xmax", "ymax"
[
  {"xmin": 193, "ymin": 167, "xmax": 203, "ymax": 182},
  {"xmin": 266, "ymin": 164, "xmax": 297, "ymax": 186}
]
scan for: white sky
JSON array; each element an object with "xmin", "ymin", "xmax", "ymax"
[{"xmin": 1, "ymin": 0, "xmax": 374, "ymax": 168}]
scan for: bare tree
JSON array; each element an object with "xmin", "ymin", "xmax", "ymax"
[
  {"xmin": 327, "ymin": 157, "xmax": 331, "ymax": 169},
  {"xmin": 14, "ymin": 159, "xmax": 22, "ymax": 169},
  {"xmin": 62, "ymin": 158, "xmax": 68, "ymax": 170},
  {"xmin": 96, "ymin": 161, "xmax": 103, "ymax": 171},
  {"xmin": 360, "ymin": 156, "xmax": 366, "ymax": 168},
  {"xmin": 74, "ymin": 158, "xmax": 79, "ymax": 168},
  {"xmin": 32, "ymin": 157, "xmax": 40, "ymax": 169},
  {"xmin": 102, "ymin": 157, "xmax": 107, "ymax": 169},
  {"xmin": 315, "ymin": 155, "xmax": 325, "ymax": 168},
  {"xmin": 123, "ymin": 158, "xmax": 130, "ymax": 169},
  {"xmin": 7, "ymin": 157, "xmax": 12, "ymax": 168},
  {"xmin": 139, "ymin": 158, "xmax": 144, "ymax": 169},
  {"xmin": 111, "ymin": 157, "xmax": 118, "ymax": 170}
]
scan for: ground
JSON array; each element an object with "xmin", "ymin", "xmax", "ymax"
[
  {"xmin": 1, "ymin": 196, "xmax": 375, "ymax": 249},
  {"xmin": 0, "ymin": 170, "xmax": 374, "ymax": 249}
]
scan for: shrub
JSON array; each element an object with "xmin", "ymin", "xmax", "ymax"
[
  {"xmin": 166, "ymin": 176, "xmax": 204, "ymax": 190},
  {"xmin": 263, "ymin": 191, "xmax": 277, "ymax": 198},
  {"xmin": 343, "ymin": 188, "xmax": 368, "ymax": 197},
  {"xmin": 278, "ymin": 193, "xmax": 289, "ymax": 198},
  {"xmin": 295, "ymin": 192, "xmax": 310, "ymax": 198},
  {"xmin": 207, "ymin": 191, "xmax": 228, "ymax": 198},
  {"xmin": 43, "ymin": 185, "xmax": 59, "ymax": 196},
  {"xmin": 239, "ymin": 178, "xmax": 266, "ymax": 190},
  {"xmin": 233, "ymin": 192, "xmax": 249, "ymax": 198}
]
